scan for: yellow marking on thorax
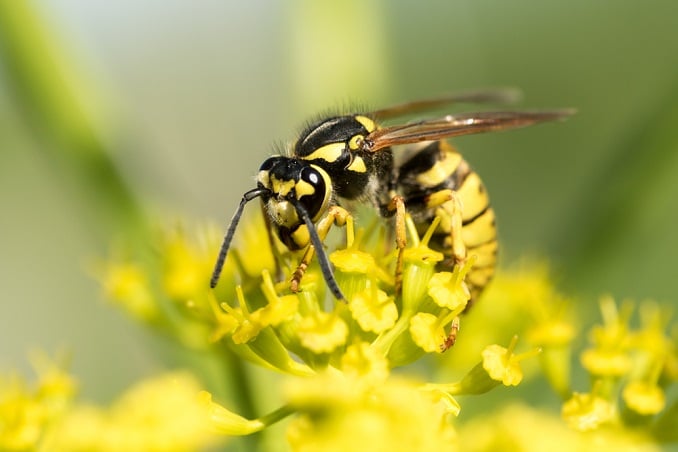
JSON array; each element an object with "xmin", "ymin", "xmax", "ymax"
[
  {"xmin": 347, "ymin": 156, "xmax": 367, "ymax": 173},
  {"xmin": 355, "ymin": 115, "xmax": 376, "ymax": 132},
  {"xmin": 303, "ymin": 142, "xmax": 345, "ymax": 163},
  {"xmin": 415, "ymin": 151, "xmax": 462, "ymax": 188},
  {"xmin": 348, "ymin": 134, "xmax": 364, "ymax": 151}
]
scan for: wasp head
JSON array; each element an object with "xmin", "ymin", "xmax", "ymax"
[{"xmin": 257, "ymin": 156, "xmax": 332, "ymax": 250}]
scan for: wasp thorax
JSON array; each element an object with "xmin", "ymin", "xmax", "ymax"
[{"xmin": 294, "ymin": 115, "xmax": 375, "ymax": 161}]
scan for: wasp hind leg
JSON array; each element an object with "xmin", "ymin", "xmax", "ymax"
[
  {"xmin": 384, "ymin": 195, "xmax": 407, "ymax": 295},
  {"xmin": 440, "ymin": 317, "xmax": 460, "ymax": 352},
  {"xmin": 423, "ymin": 188, "xmax": 468, "ymax": 351},
  {"xmin": 424, "ymin": 188, "xmax": 467, "ymax": 268},
  {"xmin": 289, "ymin": 206, "xmax": 352, "ymax": 295}
]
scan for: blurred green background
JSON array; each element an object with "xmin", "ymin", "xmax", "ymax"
[{"xmin": 1, "ymin": 0, "xmax": 677, "ymax": 403}]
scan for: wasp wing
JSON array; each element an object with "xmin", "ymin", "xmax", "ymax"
[
  {"xmin": 371, "ymin": 88, "xmax": 523, "ymax": 120},
  {"xmin": 363, "ymin": 110, "xmax": 574, "ymax": 152}
]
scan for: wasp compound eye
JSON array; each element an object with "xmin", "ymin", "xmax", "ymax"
[{"xmin": 297, "ymin": 166, "xmax": 330, "ymax": 221}]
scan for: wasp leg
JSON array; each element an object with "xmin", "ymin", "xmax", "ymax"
[
  {"xmin": 424, "ymin": 188, "xmax": 467, "ymax": 351},
  {"xmin": 440, "ymin": 316, "xmax": 460, "ymax": 352},
  {"xmin": 425, "ymin": 188, "xmax": 467, "ymax": 267},
  {"xmin": 386, "ymin": 195, "xmax": 407, "ymax": 295},
  {"xmin": 290, "ymin": 206, "xmax": 351, "ymax": 293}
]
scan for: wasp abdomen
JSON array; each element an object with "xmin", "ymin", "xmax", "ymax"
[{"xmin": 396, "ymin": 141, "xmax": 497, "ymax": 303}]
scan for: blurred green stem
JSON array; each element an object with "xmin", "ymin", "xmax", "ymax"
[
  {"xmin": 0, "ymin": 1, "xmax": 147, "ymax": 240},
  {"xmin": 0, "ymin": 2, "xmax": 264, "ymax": 441}
]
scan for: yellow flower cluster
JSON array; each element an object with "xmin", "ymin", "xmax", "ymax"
[
  {"xmin": 562, "ymin": 297, "xmax": 677, "ymax": 432},
  {"xmin": 95, "ymin": 211, "xmax": 542, "ymax": 448},
  {"xmin": 0, "ymin": 353, "xmax": 75, "ymax": 450},
  {"xmin": 44, "ymin": 373, "xmax": 219, "ymax": 451},
  {"xmin": 0, "ymin": 355, "xmax": 221, "ymax": 451},
  {"xmin": 85, "ymin": 210, "xmax": 678, "ymax": 450}
]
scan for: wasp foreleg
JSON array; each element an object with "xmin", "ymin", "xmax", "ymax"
[{"xmin": 289, "ymin": 206, "xmax": 351, "ymax": 294}]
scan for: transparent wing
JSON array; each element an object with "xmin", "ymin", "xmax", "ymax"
[
  {"xmin": 363, "ymin": 110, "xmax": 575, "ymax": 152},
  {"xmin": 371, "ymin": 88, "xmax": 523, "ymax": 120}
]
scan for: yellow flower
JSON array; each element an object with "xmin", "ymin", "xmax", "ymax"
[
  {"xmin": 94, "ymin": 212, "xmax": 678, "ymax": 449},
  {"xmin": 256, "ymin": 293, "xmax": 299, "ymax": 327},
  {"xmin": 622, "ymin": 381, "xmax": 665, "ymax": 415},
  {"xmin": 425, "ymin": 337, "xmax": 538, "ymax": 398},
  {"xmin": 400, "ymin": 216, "xmax": 445, "ymax": 310},
  {"xmin": 427, "ymin": 261, "xmax": 473, "ymax": 313},
  {"xmin": 349, "ymin": 288, "xmax": 398, "ymax": 334},
  {"xmin": 482, "ymin": 345, "xmax": 524, "ymax": 386},
  {"xmin": 198, "ymin": 392, "xmax": 265, "ymax": 435},
  {"xmin": 441, "ymin": 261, "xmax": 573, "ymax": 384},
  {"xmin": 285, "ymin": 372, "xmax": 456, "ymax": 452},
  {"xmin": 561, "ymin": 392, "xmax": 615, "ymax": 432},
  {"xmin": 459, "ymin": 404, "xmax": 579, "ymax": 452},
  {"xmin": 230, "ymin": 291, "xmax": 299, "ymax": 345},
  {"xmin": 330, "ymin": 247, "xmax": 377, "ymax": 274},
  {"xmin": 580, "ymin": 297, "xmax": 633, "ymax": 378},
  {"xmin": 481, "ymin": 337, "xmax": 538, "ymax": 387},
  {"xmin": 162, "ymin": 229, "xmax": 211, "ymax": 302},
  {"xmin": 409, "ymin": 312, "xmax": 446, "ymax": 353},
  {"xmin": 527, "ymin": 320, "xmax": 576, "ymax": 398},
  {"xmin": 207, "ymin": 294, "xmax": 239, "ymax": 343},
  {"xmin": 459, "ymin": 403, "xmax": 658, "ymax": 452},
  {"xmin": 297, "ymin": 311, "xmax": 349, "ymax": 354},
  {"xmin": 44, "ymin": 372, "xmax": 220, "ymax": 451},
  {"xmin": 0, "ymin": 353, "xmax": 76, "ymax": 451},
  {"xmin": 101, "ymin": 263, "xmax": 157, "ymax": 321},
  {"xmin": 580, "ymin": 349, "xmax": 632, "ymax": 377},
  {"xmin": 527, "ymin": 320, "xmax": 576, "ymax": 348},
  {"xmin": 232, "ymin": 317, "xmax": 263, "ymax": 345},
  {"xmin": 340, "ymin": 342, "xmax": 390, "ymax": 385}
]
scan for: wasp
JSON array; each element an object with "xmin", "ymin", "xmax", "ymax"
[{"xmin": 211, "ymin": 89, "xmax": 572, "ymax": 323}]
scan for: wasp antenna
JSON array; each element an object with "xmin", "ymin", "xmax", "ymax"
[
  {"xmin": 210, "ymin": 187, "xmax": 269, "ymax": 289},
  {"xmin": 290, "ymin": 198, "xmax": 346, "ymax": 302}
]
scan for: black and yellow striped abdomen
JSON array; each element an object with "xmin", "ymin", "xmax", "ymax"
[{"xmin": 396, "ymin": 140, "xmax": 497, "ymax": 304}]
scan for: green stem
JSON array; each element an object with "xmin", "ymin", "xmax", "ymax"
[
  {"xmin": 0, "ymin": 1, "xmax": 149, "ymax": 241},
  {"xmin": 220, "ymin": 348, "xmax": 258, "ymax": 420},
  {"xmin": 371, "ymin": 309, "xmax": 414, "ymax": 355},
  {"xmin": 219, "ymin": 348, "xmax": 260, "ymax": 452},
  {"xmin": 259, "ymin": 404, "xmax": 297, "ymax": 427}
]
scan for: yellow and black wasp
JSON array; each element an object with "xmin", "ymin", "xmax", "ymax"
[{"xmin": 211, "ymin": 89, "xmax": 572, "ymax": 321}]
